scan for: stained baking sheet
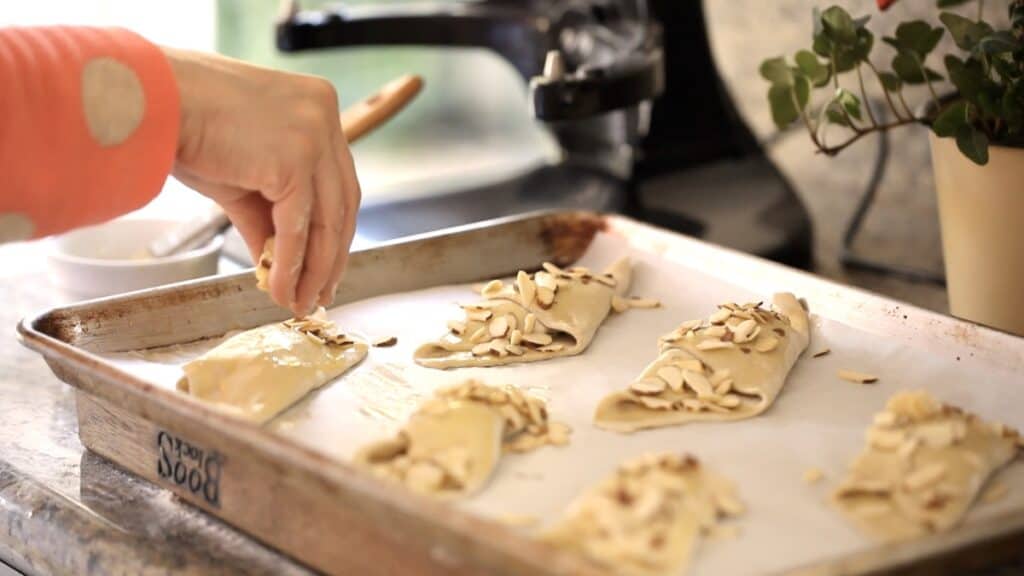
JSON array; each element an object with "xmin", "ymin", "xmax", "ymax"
[{"xmin": 101, "ymin": 230, "xmax": 1024, "ymax": 576}]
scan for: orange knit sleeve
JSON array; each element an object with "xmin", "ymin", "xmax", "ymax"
[{"xmin": 0, "ymin": 27, "xmax": 179, "ymax": 239}]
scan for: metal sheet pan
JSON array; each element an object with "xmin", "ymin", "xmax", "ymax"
[{"xmin": 19, "ymin": 212, "xmax": 1024, "ymax": 576}]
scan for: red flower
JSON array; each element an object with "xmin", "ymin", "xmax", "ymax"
[{"xmin": 877, "ymin": 0, "xmax": 897, "ymax": 10}]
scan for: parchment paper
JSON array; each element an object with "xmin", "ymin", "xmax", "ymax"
[{"xmin": 103, "ymin": 232, "xmax": 1024, "ymax": 576}]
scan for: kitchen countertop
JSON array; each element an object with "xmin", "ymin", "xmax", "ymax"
[{"xmin": 1, "ymin": 2, "xmax": 1020, "ymax": 573}]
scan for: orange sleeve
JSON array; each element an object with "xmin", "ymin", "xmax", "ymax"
[{"xmin": 0, "ymin": 27, "xmax": 180, "ymax": 239}]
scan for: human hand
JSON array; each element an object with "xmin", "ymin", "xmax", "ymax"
[{"xmin": 162, "ymin": 47, "xmax": 360, "ymax": 317}]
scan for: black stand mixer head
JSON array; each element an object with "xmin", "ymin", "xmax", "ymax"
[{"xmin": 277, "ymin": 0, "xmax": 812, "ymax": 269}]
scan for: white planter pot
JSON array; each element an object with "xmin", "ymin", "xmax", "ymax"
[{"xmin": 929, "ymin": 133, "xmax": 1024, "ymax": 335}]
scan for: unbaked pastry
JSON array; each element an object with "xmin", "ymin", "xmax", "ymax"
[
  {"xmin": 414, "ymin": 259, "xmax": 636, "ymax": 369},
  {"xmin": 833, "ymin": 390, "xmax": 1022, "ymax": 541},
  {"xmin": 595, "ymin": 293, "xmax": 809, "ymax": 432},
  {"xmin": 542, "ymin": 453, "xmax": 744, "ymax": 576},
  {"xmin": 356, "ymin": 380, "xmax": 570, "ymax": 498},
  {"xmin": 178, "ymin": 309, "xmax": 367, "ymax": 423}
]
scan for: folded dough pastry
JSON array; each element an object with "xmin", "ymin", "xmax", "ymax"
[
  {"xmin": 542, "ymin": 453, "xmax": 744, "ymax": 576},
  {"xmin": 414, "ymin": 259, "xmax": 635, "ymax": 369},
  {"xmin": 833, "ymin": 390, "xmax": 1022, "ymax": 541},
  {"xmin": 178, "ymin": 309, "xmax": 368, "ymax": 423},
  {"xmin": 355, "ymin": 380, "xmax": 571, "ymax": 498},
  {"xmin": 595, "ymin": 293, "xmax": 809, "ymax": 432}
]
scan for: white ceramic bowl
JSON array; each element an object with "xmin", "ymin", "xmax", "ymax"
[{"xmin": 48, "ymin": 218, "xmax": 223, "ymax": 300}]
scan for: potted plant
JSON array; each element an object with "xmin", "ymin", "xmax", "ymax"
[{"xmin": 760, "ymin": 0, "xmax": 1024, "ymax": 335}]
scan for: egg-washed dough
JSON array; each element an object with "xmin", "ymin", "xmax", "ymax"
[
  {"xmin": 594, "ymin": 293, "xmax": 809, "ymax": 432},
  {"xmin": 178, "ymin": 309, "xmax": 367, "ymax": 424},
  {"xmin": 355, "ymin": 380, "xmax": 571, "ymax": 498},
  {"xmin": 414, "ymin": 258, "xmax": 635, "ymax": 369},
  {"xmin": 833, "ymin": 390, "xmax": 1022, "ymax": 541},
  {"xmin": 542, "ymin": 453, "xmax": 744, "ymax": 576}
]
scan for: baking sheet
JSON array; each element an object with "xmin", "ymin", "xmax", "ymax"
[{"xmin": 102, "ymin": 231, "xmax": 1024, "ymax": 576}]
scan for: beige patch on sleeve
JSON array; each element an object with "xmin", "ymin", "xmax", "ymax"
[
  {"xmin": 0, "ymin": 213, "xmax": 35, "ymax": 243},
  {"xmin": 81, "ymin": 57, "xmax": 145, "ymax": 147}
]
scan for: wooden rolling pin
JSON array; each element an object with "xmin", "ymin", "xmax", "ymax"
[{"xmin": 147, "ymin": 74, "xmax": 424, "ymax": 258}]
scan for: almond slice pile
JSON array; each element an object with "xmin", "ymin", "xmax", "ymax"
[
  {"xmin": 542, "ymin": 453, "xmax": 744, "ymax": 576},
  {"xmin": 833, "ymin": 390, "xmax": 1022, "ymax": 540}
]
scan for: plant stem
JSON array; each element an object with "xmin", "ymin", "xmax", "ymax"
[
  {"xmin": 897, "ymin": 90, "xmax": 915, "ymax": 119},
  {"xmin": 856, "ymin": 64, "xmax": 879, "ymax": 127},
  {"xmin": 791, "ymin": 87, "xmax": 822, "ymax": 149},
  {"xmin": 866, "ymin": 60, "xmax": 905, "ymax": 121},
  {"xmin": 814, "ymin": 117, "xmax": 924, "ymax": 156},
  {"xmin": 914, "ymin": 54, "xmax": 942, "ymax": 111}
]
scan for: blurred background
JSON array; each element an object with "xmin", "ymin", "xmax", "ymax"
[{"xmin": 2, "ymin": 0, "xmax": 955, "ymax": 310}]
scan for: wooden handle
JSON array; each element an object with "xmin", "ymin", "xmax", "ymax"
[{"xmin": 340, "ymin": 74, "xmax": 424, "ymax": 143}]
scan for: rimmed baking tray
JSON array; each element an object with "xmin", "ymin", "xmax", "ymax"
[{"xmin": 18, "ymin": 212, "xmax": 1024, "ymax": 575}]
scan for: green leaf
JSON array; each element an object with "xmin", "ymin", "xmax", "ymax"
[
  {"xmin": 1002, "ymin": 81, "xmax": 1024, "ymax": 132},
  {"xmin": 768, "ymin": 85, "xmax": 797, "ymax": 128},
  {"xmin": 939, "ymin": 12, "xmax": 993, "ymax": 51},
  {"xmin": 834, "ymin": 88, "xmax": 862, "ymax": 120},
  {"xmin": 937, "ymin": 0, "xmax": 973, "ymax": 7},
  {"xmin": 955, "ymin": 124, "xmax": 989, "ymax": 165},
  {"xmin": 794, "ymin": 74, "xmax": 811, "ymax": 110},
  {"xmin": 932, "ymin": 100, "xmax": 969, "ymax": 137},
  {"xmin": 893, "ymin": 52, "xmax": 944, "ymax": 84},
  {"xmin": 878, "ymin": 71, "xmax": 903, "ymax": 92},
  {"xmin": 826, "ymin": 104, "xmax": 850, "ymax": 126},
  {"xmin": 795, "ymin": 50, "xmax": 831, "ymax": 87},
  {"xmin": 821, "ymin": 6, "xmax": 858, "ymax": 44},
  {"xmin": 945, "ymin": 54, "xmax": 985, "ymax": 101},
  {"xmin": 760, "ymin": 57, "xmax": 794, "ymax": 86},
  {"xmin": 890, "ymin": 21, "xmax": 945, "ymax": 57},
  {"xmin": 976, "ymin": 31, "xmax": 1017, "ymax": 55}
]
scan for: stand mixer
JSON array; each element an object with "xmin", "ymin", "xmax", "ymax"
[{"xmin": 276, "ymin": 0, "xmax": 812, "ymax": 268}]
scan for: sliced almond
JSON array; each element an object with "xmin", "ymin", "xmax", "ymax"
[
  {"xmin": 904, "ymin": 462, "xmax": 946, "ymax": 491},
  {"xmin": 447, "ymin": 319, "xmax": 466, "ymax": 335},
  {"xmin": 481, "ymin": 279, "xmax": 504, "ymax": 298},
  {"xmin": 541, "ymin": 262, "xmax": 562, "ymax": 276},
  {"xmin": 611, "ymin": 295, "xmax": 630, "ymax": 313},
  {"xmin": 867, "ymin": 427, "xmax": 905, "ymax": 451},
  {"xmin": 873, "ymin": 411, "xmax": 898, "ymax": 428},
  {"xmin": 509, "ymin": 329, "xmax": 523, "ymax": 346},
  {"xmin": 489, "ymin": 315, "xmax": 510, "ymax": 338},
  {"xmin": 372, "ymin": 336, "xmax": 398, "ymax": 348},
  {"xmin": 506, "ymin": 344, "xmax": 525, "ymax": 356},
  {"xmin": 675, "ymin": 358, "xmax": 705, "ymax": 373},
  {"xmin": 703, "ymin": 325, "xmax": 727, "ymax": 338},
  {"xmin": 469, "ymin": 326, "xmax": 490, "ymax": 343},
  {"xmin": 713, "ymin": 378, "xmax": 733, "ymax": 396},
  {"xmin": 696, "ymin": 340, "xmax": 734, "ymax": 351},
  {"xmin": 471, "ymin": 342, "xmax": 493, "ymax": 356},
  {"xmin": 595, "ymin": 274, "xmax": 617, "ymax": 288},
  {"xmin": 732, "ymin": 319, "xmax": 758, "ymax": 343},
  {"xmin": 709, "ymin": 308, "xmax": 732, "ymax": 324},
  {"xmin": 534, "ymin": 271, "xmax": 558, "ymax": 291},
  {"xmin": 683, "ymin": 370, "xmax": 714, "ymax": 398},
  {"xmin": 523, "ymin": 313, "xmax": 537, "ymax": 334},
  {"xmin": 517, "ymin": 271, "xmax": 536, "ymax": 306},
  {"xmin": 681, "ymin": 398, "xmax": 705, "ymax": 411},
  {"xmin": 838, "ymin": 370, "xmax": 879, "ymax": 384},
  {"xmin": 489, "ymin": 340, "xmax": 509, "ymax": 357},
  {"xmin": 754, "ymin": 335, "xmax": 779, "ymax": 353},
  {"xmin": 630, "ymin": 378, "xmax": 667, "ymax": 395},
  {"xmin": 813, "ymin": 348, "xmax": 831, "ymax": 358},
  {"xmin": 405, "ymin": 461, "xmax": 445, "ymax": 492},
  {"xmin": 656, "ymin": 366, "xmax": 684, "ymax": 391},
  {"xmin": 852, "ymin": 501, "xmax": 892, "ymax": 519},
  {"xmin": 716, "ymin": 394, "xmax": 741, "ymax": 409},
  {"xmin": 522, "ymin": 332, "xmax": 553, "ymax": 346},
  {"xmin": 466, "ymin": 308, "xmax": 493, "ymax": 322},
  {"xmin": 547, "ymin": 422, "xmax": 572, "ymax": 446},
  {"xmin": 803, "ymin": 468, "xmax": 824, "ymax": 484},
  {"xmin": 628, "ymin": 297, "xmax": 661, "ymax": 309},
  {"xmin": 639, "ymin": 396, "xmax": 673, "ymax": 410},
  {"xmin": 536, "ymin": 287, "xmax": 555, "ymax": 307}
]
